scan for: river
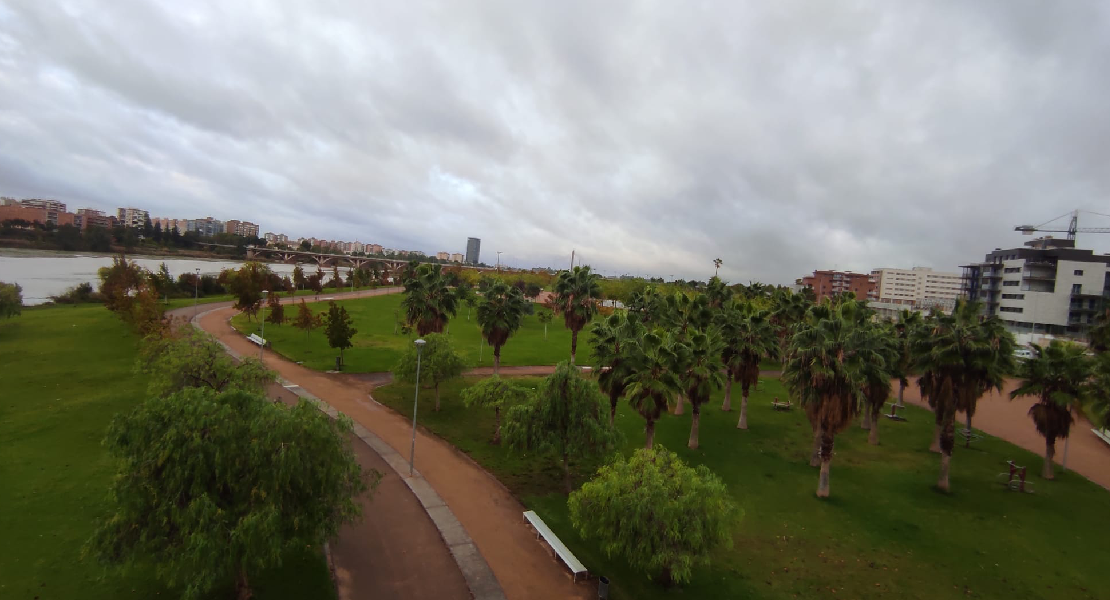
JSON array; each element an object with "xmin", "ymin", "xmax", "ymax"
[{"xmin": 0, "ymin": 249, "xmax": 307, "ymax": 305}]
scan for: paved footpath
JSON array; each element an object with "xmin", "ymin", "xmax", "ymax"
[{"xmin": 187, "ymin": 290, "xmax": 590, "ymax": 600}]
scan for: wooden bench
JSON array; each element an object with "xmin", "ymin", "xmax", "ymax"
[
  {"xmin": 771, "ymin": 399, "xmax": 792, "ymax": 411},
  {"xmin": 884, "ymin": 402, "xmax": 908, "ymax": 422},
  {"xmin": 247, "ymin": 333, "xmax": 267, "ymax": 347},
  {"xmin": 523, "ymin": 510, "xmax": 587, "ymax": 582}
]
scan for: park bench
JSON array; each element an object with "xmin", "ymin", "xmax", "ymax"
[
  {"xmin": 957, "ymin": 428, "xmax": 982, "ymax": 444},
  {"xmin": 884, "ymin": 402, "xmax": 908, "ymax": 422},
  {"xmin": 771, "ymin": 398, "xmax": 792, "ymax": 411},
  {"xmin": 996, "ymin": 460, "xmax": 1034, "ymax": 493},
  {"xmin": 247, "ymin": 333, "xmax": 267, "ymax": 347},
  {"xmin": 1093, "ymin": 427, "xmax": 1110, "ymax": 447},
  {"xmin": 523, "ymin": 510, "xmax": 587, "ymax": 582}
]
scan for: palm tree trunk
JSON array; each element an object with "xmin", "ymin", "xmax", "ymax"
[
  {"xmin": 493, "ymin": 345, "xmax": 501, "ymax": 376},
  {"xmin": 810, "ymin": 426, "xmax": 822, "ymax": 467},
  {"xmin": 645, "ymin": 419, "xmax": 655, "ymax": 449},
  {"xmin": 816, "ymin": 433, "xmax": 834, "ymax": 498},
  {"xmin": 434, "ymin": 382, "xmax": 441, "ymax": 412},
  {"xmin": 861, "ymin": 409, "xmax": 872, "ymax": 430},
  {"xmin": 609, "ymin": 391, "xmax": 619, "ymax": 426},
  {"xmin": 737, "ymin": 392, "xmax": 749, "ymax": 429},
  {"xmin": 674, "ymin": 395, "xmax": 685, "ymax": 415},
  {"xmin": 722, "ymin": 377, "xmax": 733, "ymax": 411},
  {"xmin": 562, "ymin": 452, "xmax": 572, "ymax": 493},
  {"xmin": 965, "ymin": 413, "xmax": 972, "ymax": 448},
  {"xmin": 236, "ymin": 567, "xmax": 252, "ymax": 600},
  {"xmin": 688, "ymin": 405, "xmax": 701, "ymax": 450},
  {"xmin": 1043, "ymin": 439, "xmax": 1056, "ymax": 479},
  {"xmin": 493, "ymin": 406, "xmax": 501, "ymax": 444},
  {"xmin": 930, "ymin": 423, "xmax": 941, "ymax": 453},
  {"xmin": 1062, "ymin": 435, "xmax": 1069, "ymax": 472},
  {"xmin": 897, "ymin": 381, "xmax": 905, "ymax": 407},
  {"xmin": 868, "ymin": 409, "xmax": 880, "ymax": 445},
  {"xmin": 937, "ymin": 452, "xmax": 951, "ymax": 492},
  {"xmin": 570, "ymin": 329, "xmax": 578, "ymax": 366}
]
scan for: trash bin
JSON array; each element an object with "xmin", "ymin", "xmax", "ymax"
[{"xmin": 598, "ymin": 576, "xmax": 610, "ymax": 599}]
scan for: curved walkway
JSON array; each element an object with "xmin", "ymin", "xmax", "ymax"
[{"xmin": 189, "ymin": 294, "xmax": 590, "ymax": 600}]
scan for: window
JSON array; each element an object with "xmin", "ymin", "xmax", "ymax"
[
  {"xmin": 1003, "ymin": 281, "xmax": 1019, "ymax": 287},
  {"xmin": 1000, "ymin": 306, "xmax": 1024, "ymax": 313},
  {"xmin": 1004, "ymin": 267, "xmax": 1021, "ymax": 273},
  {"xmin": 1074, "ymin": 269, "xmax": 1084, "ymax": 276},
  {"xmin": 1072, "ymin": 284, "xmax": 1082, "ymax": 294},
  {"xmin": 1001, "ymin": 294, "xmax": 1025, "ymax": 300}
]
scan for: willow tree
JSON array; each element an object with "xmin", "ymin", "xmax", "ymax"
[
  {"xmin": 461, "ymin": 376, "xmax": 531, "ymax": 444},
  {"xmin": 553, "ymin": 265, "xmax": 602, "ymax": 365},
  {"xmin": 504, "ymin": 362, "xmax": 620, "ymax": 492}
]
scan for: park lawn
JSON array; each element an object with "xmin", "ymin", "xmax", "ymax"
[
  {"xmin": 232, "ymin": 292, "xmax": 593, "ymax": 372},
  {"xmin": 373, "ymin": 375, "xmax": 1110, "ymax": 600},
  {"xmin": 0, "ymin": 305, "xmax": 335, "ymax": 600}
]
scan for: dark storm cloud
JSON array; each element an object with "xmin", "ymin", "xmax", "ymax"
[{"xmin": 3, "ymin": 0, "xmax": 1110, "ymax": 283}]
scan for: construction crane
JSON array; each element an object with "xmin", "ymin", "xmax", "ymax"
[{"xmin": 1015, "ymin": 209, "xmax": 1110, "ymax": 242}]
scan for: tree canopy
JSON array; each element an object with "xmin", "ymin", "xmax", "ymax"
[
  {"xmin": 137, "ymin": 327, "xmax": 276, "ymax": 398},
  {"xmin": 568, "ymin": 446, "xmax": 737, "ymax": 586},
  {"xmin": 402, "ymin": 264, "xmax": 458, "ymax": 336},
  {"xmin": 461, "ymin": 375, "xmax": 531, "ymax": 443},
  {"xmin": 504, "ymin": 362, "xmax": 620, "ymax": 492},
  {"xmin": 476, "ymin": 280, "xmax": 528, "ymax": 375},
  {"xmin": 0, "ymin": 281, "xmax": 22, "ymax": 319},
  {"xmin": 393, "ymin": 333, "xmax": 466, "ymax": 411},
  {"xmin": 323, "ymin": 301, "xmax": 357, "ymax": 365},
  {"xmin": 553, "ymin": 265, "xmax": 602, "ymax": 365},
  {"xmin": 86, "ymin": 388, "xmax": 372, "ymax": 600}
]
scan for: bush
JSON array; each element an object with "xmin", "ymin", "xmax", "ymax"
[{"xmin": 50, "ymin": 282, "xmax": 100, "ymax": 304}]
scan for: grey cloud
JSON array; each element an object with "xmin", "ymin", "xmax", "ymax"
[{"xmin": 2, "ymin": 0, "xmax": 1110, "ymax": 284}]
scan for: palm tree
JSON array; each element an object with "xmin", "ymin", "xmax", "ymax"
[
  {"xmin": 705, "ymin": 276, "xmax": 732, "ymax": 309},
  {"xmin": 476, "ymin": 281, "xmax": 528, "ymax": 376},
  {"xmin": 676, "ymin": 329, "xmax": 725, "ymax": 449},
  {"xmin": 624, "ymin": 332, "xmax": 682, "ymax": 449},
  {"xmin": 589, "ymin": 312, "xmax": 645, "ymax": 425},
  {"xmin": 713, "ymin": 258, "xmax": 723, "ymax": 276},
  {"xmin": 858, "ymin": 321, "xmax": 898, "ymax": 445},
  {"xmin": 892, "ymin": 309, "xmax": 924, "ymax": 409},
  {"xmin": 1088, "ymin": 307, "xmax": 1110, "ymax": 353},
  {"xmin": 783, "ymin": 300, "xmax": 868, "ymax": 498},
  {"xmin": 401, "ymin": 264, "xmax": 458, "ymax": 336},
  {"xmin": 913, "ymin": 299, "xmax": 1014, "ymax": 491},
  {"xmin": 1010, "ymin": 340, "xmax": 1093, "ymax": 479},
  {"xmin": 716, "ymin": 301, "xmax": 779, "ymax": 430},
  {"xmin": 553, "ymin": 265, "xmax": 602, "ymax": 366},
  {"xmin": 770, "ymin": 289, "xmax": 812, "ymax": 356}
]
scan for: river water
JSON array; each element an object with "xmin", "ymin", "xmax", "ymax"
[{"xmin": 0, "ymin": 249, "xmax": 307, "ymax": 305}]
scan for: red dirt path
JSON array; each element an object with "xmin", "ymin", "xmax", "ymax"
[{"xmin": 198, "ymin": 301, "xmax": 590, "ymax": 600}]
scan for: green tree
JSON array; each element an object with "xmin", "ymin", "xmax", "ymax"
[
  {"xmin": 624, "ymin": 332, "xmax": 683, "ymax": 448},
  {"xmin": 402, "ymin": 264, "xmax": 458, "ymax": 336},
  {"xmin": 227, "ymin": 262, "xmax": 272, "ymax": 321},
  {"xmin": 323, "ymin": 301, "xmax": 357, "ymax": 366},
  {"xmin": 553, "ymin": 265, "xmax": 602, "ymax": 365},
  {"xmin": 0, "ymin": 281, "xmax": 22, "ymax": 319},
  {"xmin": 857, "ymin": 321, "xmax": 898, "ymax": 445},
  {"xmin": 98, "ymin": 254, "xmax": 147, "ymax": 316},
  {"xmin": 476, "ymin": 281, "xmax": 527, "ymax": 375},
  {"xmin": 151, "ymin": 262, "xmax": 174, "ymax": 303},
  {"xmin": 393, "ymin": 333, "xmax": 465, "ymax": 411},
  {"xmin": 137, "ymin": 328, "xmax": 276, "ymax": 398},
  {"xmin": 292, "ymin": 300, "xmax": 317, "ymax": 339},
  {"xmin": 716, "ymin": 301, "xmax": 779, "ymax": 429},
  {"xmin": 86, "ymin": 388, "xmax": 371, "ymax": 600},
  {"xmin": 265, "ymin": 292, "xmax": 285, "ymax": 326},
  {"xmin": 504, "ymin": 362, "xmax": 620, "ymax": 492},
  {"xmin": 568, "ymin": 446, "xmax": 737, "ymax": 586},
  {"xmin": 589, "ymin": 312, "xmax": 646, "ymax": 425},
  {"xmin": 461, "ymin": 375, "xmax": 530, "ymax": 443},
  {"xmin": 292, "ymin": 265, "xmax": 306, "ymax": 291},
  {"xmin": 537, "ymin": 310, "xmax": 553, "ymax": 340},
  {"xmin": 524, "ymin": 282, "xmax": 542, "ymax": 300},
  {"xmin": 892, "ymin": 309, "xmax": 924, "ymax": 407},
  {"xmin": 783, "ymin": 300, "xmax": 869, "ymax": 498},
  {"xmin": 705, "ymin": 276, "xmax": 732, "ymax": 309},
  {"xmin": 676, "ymin": 329, "xmax": 725, "ymax": 449},
  {"xmin": 1010, "ymin": 340, "xmax": 1093, "ymax": 479}
]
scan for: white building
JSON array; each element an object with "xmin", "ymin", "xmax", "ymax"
[
  {"xmin": 117, "ymin": 207, "xmax": 149, "ymax": 228},
  {"xmin": 962, "ymin": 237, "xmax": 1110, "ymax": 336},
  {"xmin": 869, "ymin": 266, "xmax": 963, "ymax": 311},
  {"xmin": 450, "ymin": 252, "xmax": 464, "ymax": 263}
]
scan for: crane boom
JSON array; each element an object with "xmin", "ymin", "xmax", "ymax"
[{"xmin": 1014, "ymin": 209, "xmax": 1110, "ymax": 241}]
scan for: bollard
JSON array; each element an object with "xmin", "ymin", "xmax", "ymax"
[{"xmin": 598, "ymin": 575, "xmax": 610, "ymax": 599}]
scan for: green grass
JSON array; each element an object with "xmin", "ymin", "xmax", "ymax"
[
  {"xmin": 0, "ymin": 305, "xmax": 335, "ymax": 600},
  {"xmin": 373, "ymin": 376, "xmax": 1110, "ymax": 600},
  {"xmin": 232, "ymin": 293, "xmax": 592, "ymax": 372}
]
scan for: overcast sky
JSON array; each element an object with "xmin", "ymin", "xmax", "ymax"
[{"xmin": 3, "ymin": 1, "xmax": 1110, "ymax": 283}]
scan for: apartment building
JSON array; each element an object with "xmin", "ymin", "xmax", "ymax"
[
  {"xmin": 450, "ymin": 253, "xmax": 464, "ymax": 263},
  {"xmin": 795, "ymin": 270, "xmax": 875, "ymax": 304},
  {"xmin": 0, "ymin": 203, "xmax": 74, "ymax": 227},
  {"xmin": 117, "ymin": 207, "xmax": 149, "ymax": 228},
  {"xmin": 962, "ymin": 237, "xmax": 1110, "ymax": 335},
  {"xmin": 869, "ymin": 267, "xmax": 962, "ymax": 311},
  {"xmin": 75, "ymin": 208, "xmax": 115, "ymax": 230},
  {"xmin": 186, "ymin": 216, "xmax": 225, "ymax": 237},
  {"xmin": 368, "ymin": 244, "xmax": 384, "ymax": 255},
  {"xmin": 21, "ymin": 199, "xmax": 69, "ymax": 225},
  {"xmin": 436, "ymin": 251, "xmax": 450, "ymax": 260},
  {"xmin": 225, "ymin": 219, "xmax": 260, "ymax": 238}
]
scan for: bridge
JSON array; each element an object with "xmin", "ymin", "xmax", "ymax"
[{"xmin": 241, "ymin": 245, "xmax": 498, "ymax": 272}]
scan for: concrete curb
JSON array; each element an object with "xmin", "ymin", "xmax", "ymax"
[{"xmin": 190, "ymin": 306, "xmax": 507, "ymax": 600}]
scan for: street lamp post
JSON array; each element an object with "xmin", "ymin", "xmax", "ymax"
[
  {"xmin": 496, "ymin": 251, "xmax": 503, "ymax": 273},
  {"xmin": 408, "ymin": 338, "xmax": 426, "ymax": 476},
  {"xmin": 193, "ymin": 268, "xmax": 200, "ymax": 317},
  {"xmin": 260, "ymin": 290, "xmax": 269, "ymax": 361}
]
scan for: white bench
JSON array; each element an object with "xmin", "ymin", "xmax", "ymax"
[
  {"xmin": 1093, "ymin": 428, "xmax": 1110, "ymax": 447},
  {"xmin": 523, "ymin": 510, "xmax": 587, "ymax": 582},
  {"xmin": 247, "ymin": 333, "xmax": 267, "ymax": 347}
]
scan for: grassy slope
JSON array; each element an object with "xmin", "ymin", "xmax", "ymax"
[
  {"xmin": 373, "ymin": 376, "xmax": 1110, "ymax": 600},
  {"xmin": 0, "ymin": 305, "xmax": 334, "ymax": 600},
  {"xmin": 233, "ymin": 293, "xmax": 593, "ymax": 372}
]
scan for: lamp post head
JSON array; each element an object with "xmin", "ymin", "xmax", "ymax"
[
  {"xmin": 262, "ymin": 290, "xmax": 269, "ymax": 297},
  {"xmin": 414, "ymin": 338, "xmax": 426, "ymax": 350}
]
